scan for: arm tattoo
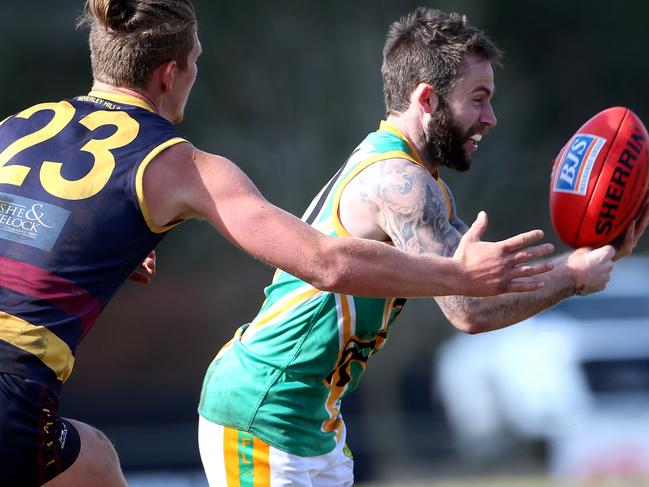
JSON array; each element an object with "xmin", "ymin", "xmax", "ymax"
[
  {"xmin": 355, "ymin": 158, "xmax": 573, "ymax": 332},
  {"xmin": 360, "ymin": 160, "xmax": 461, "ymax": 257}
]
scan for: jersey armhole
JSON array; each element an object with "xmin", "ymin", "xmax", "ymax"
[
  {"xmin": 135, "ymin": 137, "xmax": 188, "ymax": 233},
  {"xmin": 330, "ymin": 150, "xmax": 420, "ymax": 237}
]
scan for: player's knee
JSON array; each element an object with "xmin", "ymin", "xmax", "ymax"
[
  {"xmin": 44, "ymin": 419, "xmax": 126, "ymax": 487},
  {"xmin": 70, "ymin": 419, "xmax": 122, "ymax": 478}
]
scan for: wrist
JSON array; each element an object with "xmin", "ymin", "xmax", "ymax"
[
  {"xmin": 567, "ymin": 251, "xmax": 588, "ymax": 295},
  {"xmin": 446, "ymin": 256, "xmax": 467, "ymax": 296}
]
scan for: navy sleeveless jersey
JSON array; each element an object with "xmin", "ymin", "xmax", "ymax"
[{"xmin": 0, "ymin": 91, "xmax": 187, "ymax": 390}]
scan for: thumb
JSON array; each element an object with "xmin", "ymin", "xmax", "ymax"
[
  {"xmin": 464, "ymin": 211, "xmax": 488, "ymax": 242},
  {"xmin": 595, "ymin": 244, "xmax": 616, "ymax": 261}
]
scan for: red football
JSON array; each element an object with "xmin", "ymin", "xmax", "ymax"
[{"xmin": 550, "ymin": 107, "xmax": 649, "ymax": 248}]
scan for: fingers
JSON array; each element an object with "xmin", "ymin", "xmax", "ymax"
[
  {"xmin": 501, "ymin": 278, "xmax": 546, "ymax": 293},
  {"xmin": 509, "ymin": 261, "xmax": 554, "ymax": 279},
  {"xmin": 143, "ymin": 258, "xmax": 156, "ymax": 276},
  {"xmin": 573, "ymin": 245, "xmax": 615, "ymax": 296},
  {"xmin": 509, "ymin": 243, "xmax": 555, "ymax": 265},
  {"xmin": 500, "ymin": 229, "xmax": 546, "ymax": 252},
  {"xmin": 614, "ymin": 224, "xmax": 635, "ymax": 260},
  {"xmin": 463, "ymin": 211, "xmax": 488, "ymax": 243},
  {"xmin": 616, "ymin": 197, "xmax": 649, "ymax": 260},
  {"xmin": 634, "ymin": 198, "xmax": 649, "ymax": 239},
  {"xmin": 128, "ymin": 251, "xmax": 157, "ymax": 285},
  {"xmin": 143, "ymin": 250, "xmax": 157, "ymax": 276},
  {"xmin": 128, "ymin": 271, "xmax": 151, "ymax": 285},
  {"xmin": 591, "ymin": 244, "xmax": 615, "ymax": 262}
]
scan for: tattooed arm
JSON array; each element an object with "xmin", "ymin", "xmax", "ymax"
[{"xmin": 343, "ymin": 158, "xmax": 615, "ymax": 334}]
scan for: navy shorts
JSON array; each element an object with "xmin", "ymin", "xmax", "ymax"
[{"xmin": 0, "ymin": 373, "xmax": 81, "ymax": 486}]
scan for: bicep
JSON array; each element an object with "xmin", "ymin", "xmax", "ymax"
[
  {"xmin": 440, "ymin": 178, "xmax": 469, "ymax": 236},
  {"xmin": 146, "ymin": 146, "xmax": 292, "ymax": 247},
  {"xmin": 177, "ymin": 151, "xmax": 335, "ymax": 272},
  {"xmin": 371, "ymin": 161, "xmax": 462, "ymax": 257}
]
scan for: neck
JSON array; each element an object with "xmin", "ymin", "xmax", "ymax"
[
  {"xmin": 91, "ymin": 81, "xmax": 160, "ymax": 113},
  {"xmin": 386, "ymin": 112, "xmax": 439, "ymax": 172}
]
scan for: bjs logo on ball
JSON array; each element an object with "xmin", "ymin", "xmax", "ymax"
[{"xmin": 554, "ymin": 134, "xmax": 606, "ymax": 195}]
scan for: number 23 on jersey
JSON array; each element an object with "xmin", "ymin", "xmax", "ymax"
[{"xmin": 0, "ymin": 101, "xmax": 139, "ymax": 200}]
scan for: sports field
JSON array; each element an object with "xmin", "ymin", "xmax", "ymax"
[
  {"xmin": 357, "ymin": 476, "xmax": 649, "ymax": 487},
  {"xmin": 125, "ymin": 471, "xmax": 649, "ymax": 486}
]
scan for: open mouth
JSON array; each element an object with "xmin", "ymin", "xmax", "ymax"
[{"xmin": 469, "ymin": 133, "xmax": 483, "ymax": 148}]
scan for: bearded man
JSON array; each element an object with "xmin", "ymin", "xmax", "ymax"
[{"xmin": 195, "ymin": 7, "xmax": 639, "ymax": 486}]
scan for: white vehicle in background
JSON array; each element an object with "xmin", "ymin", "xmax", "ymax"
[{"xmin": 435, "ymin": 256, "xmax": 649, "ymax": 479}]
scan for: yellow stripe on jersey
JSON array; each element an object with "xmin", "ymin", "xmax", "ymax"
[
  {"xmin": 0, "ymin": 311, "xmax": 75, "ymax": 382},
  {"xmin": 437, "ymin": 177, "xmax": 453, "ymax": 220},
  {"xmin": 340, "ymin": 293, "xmax": 354, "ymax": 344},
  {"xmin": 216, "ymin": 286, "xmax": 322, "ymax": 359},
  {"xmin": 378, "ymin": 120, "xmax": 428, "ymax": 168},
  {"xmin": 330, "ymin": 149, "xmax": 419, "ymax": 237},
  {"xmin": 214, "ymin": 327, "xmax": 245, "ymax": 360},
  {"xmin": 374, "ymin": 298, "xmax": 395, "ymax": 352},
  {"xmin": 88, "ymin": 90, "xmax": 156, "ymax": 112},
  {"xmin": 135, "ymin": 137, "xmax": 188, "ymax": 233},
  {"xmin": 321, "ymin": 293, "xmax": 353, "ymax": 439},
  {"xmin": 242, "ymin": 286, "xmax": 322, "ymax": 342},
  {"xmin": 379, "ymin": 120, "xmax": 453, "ymax": 217}
]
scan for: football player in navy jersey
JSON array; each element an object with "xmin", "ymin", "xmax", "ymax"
[{"xmin": 0, "ymin": 1, "xmax": 562, "ymax": 485}]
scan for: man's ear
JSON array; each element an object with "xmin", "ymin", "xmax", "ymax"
[
  {"xmin": 159, "ymin": 60, "xmax": 178, "ymax": 93},
  {"xmin": 411, "ymin": 83, "xmax": 439, "ymax": 114}
]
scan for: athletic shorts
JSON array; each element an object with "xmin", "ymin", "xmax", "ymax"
[
  {"xmin": 0, "ymin": 372, "xmax": 81, "ymax": 487},
  {"xmin": 198, "ymin": 416, "xmax": 354, "ymax": 487}
]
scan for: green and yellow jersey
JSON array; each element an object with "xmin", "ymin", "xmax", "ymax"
[{"xmin": 199, "ymin": 121, "xmax": 451, "ymax": 456}]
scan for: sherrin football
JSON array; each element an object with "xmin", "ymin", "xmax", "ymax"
[{"xmin": 550, "ymin": 107, "xmax": 649, "ymax": 248}]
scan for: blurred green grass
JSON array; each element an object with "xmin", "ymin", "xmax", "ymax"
[{"xmin": 357, "ymin": 476, "xmax": 649, "ymax": 487}]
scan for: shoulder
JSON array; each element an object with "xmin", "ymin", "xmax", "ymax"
[
  {"xmin": 355, "ymin": 157, "xmax": 448, "ymax": 208},
  {"xmin": 147, "ymin": 140, "xmax": 196, "ymax": 174},
  {"xmin": 146, "ymin": 146, "xmax": 249, "ymax": 197}
]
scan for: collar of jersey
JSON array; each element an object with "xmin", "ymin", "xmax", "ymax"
[
  {"xmin": 88, "ymin": 90, "xmax": 156, "ymax": 112},
  {"xmin": 378, "ymin": 120, "xmax": 439, "ymax": 179}
]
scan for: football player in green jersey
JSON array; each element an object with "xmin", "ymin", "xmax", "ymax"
[{"xmin": 198, "ymin": 7, "xmax": 649, "ymax": 486}]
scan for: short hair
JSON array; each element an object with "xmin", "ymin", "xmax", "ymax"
[
  {"xmin": 382, "ymin": 7, "xmax": 503, "ymax": 115},
  {"xmin": 79, "ymin": 0, "xmax": 197, "ymax": 89}
]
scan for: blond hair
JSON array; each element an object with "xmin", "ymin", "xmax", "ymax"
[{"xmin": 79, "ymin": 0, "xmax": 197, "ymax": 89}]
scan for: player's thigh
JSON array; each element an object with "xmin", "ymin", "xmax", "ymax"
[
  {"xmin": 43, "ymin": 418, "xmax": 126, "ymax": 487},
  {"xmin": 310, "ymin": 437, "xmax": 354, "ymax": 487},
  {"xmin": 0, "ymin": 373, "xmax": 81, "ymax": 487},
  {"xmin": 199, "ymin": 417, "xmax": 315, "ymax": 486},
  {"xmin": 199, "ymin": 416, "xmax": 352, "ymax": 487}
]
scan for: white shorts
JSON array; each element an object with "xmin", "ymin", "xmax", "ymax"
[{"xmin": 198, "ymin": 416, "xmax": 354, "ymax": 487}]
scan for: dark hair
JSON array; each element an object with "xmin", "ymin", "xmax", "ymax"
[
  {"xmin": 382, "ymin": 7, "xmax": 503, "ymax": 115},
  {"xmin": 78, "ymin": 0, "xmax": 197, "ymax": 89}
]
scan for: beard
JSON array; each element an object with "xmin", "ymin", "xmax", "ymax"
[{"xmin": 423, "ymin": 98, "xmax": 472, "ymax": 172}]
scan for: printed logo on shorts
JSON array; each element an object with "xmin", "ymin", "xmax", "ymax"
[
  {"xmin": 0, "ymin": 192, "xmax": 70, "ymax": 251},
  {"xmin": 343, "ymin": 444, "xmax": 354, "ymax": 459},
  {"xmin": 553, "ymin": 134, "xmax": 606, "ymax": 195},
  {"xmin": 59, "ymin": 422, "xmax": 68, "ymax": 449}
]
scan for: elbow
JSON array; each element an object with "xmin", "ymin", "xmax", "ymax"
[
  {"xmin": 309, "ymin": 267, "xmax": 346, "ymax": 293},
  {"xmin": 304, "ymin": 242, "xmax": 349, "ymax": 293},
  {"xmin": 448, "ymin": 302, "xmax": 491, "ymax": 335},
  {"xmin": 452, "ymin": 317, "xmax": 486, "ymax": 335}
]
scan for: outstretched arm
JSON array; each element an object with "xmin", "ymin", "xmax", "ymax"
[
  {"xmin": 365, "ymin": 158, "xmax": 614, "ymax": 332},
  {"xmin": 142, "ymin": 144, "xmax": 553, "ymax": 298}
]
